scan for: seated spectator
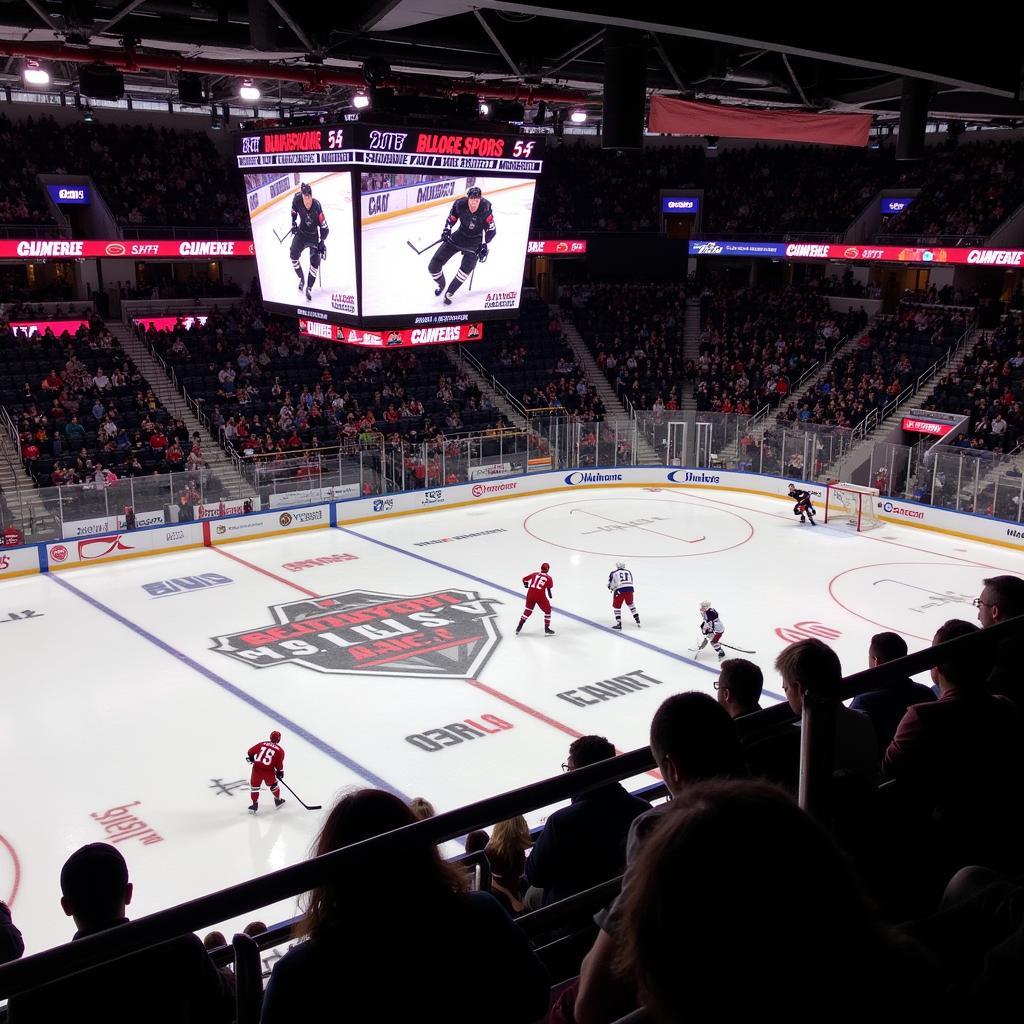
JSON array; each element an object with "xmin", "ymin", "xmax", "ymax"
[
  {"xmin": 976, "ymin": 574, "xmax": 1024, "ymax": 709},
  {"xmin": 616, "ymin": 779, "xmax": 941, "ymax": 1020},
  {"xmin": 574, "ymin": 693, "xmax": 746, "ymax": 1024},
  {"xmin": 714, "ymin": 657, "xmax": 764, "ymax": 718},
  {"xmin": 884, "ymin": 619, "xmax": 1024, "ymax": 872},
  {"xmin": 7, "ymin": 843, "xmax": 233, "ymax": 1022},
  {"xmin": 525, "ymin": 735, "xmax": 650, "ymax": 907},
  {"xmin": 851, "ymin": 632, "xmax": 936, "ymax": 749},
  {"xmin": 260, "ymin": 790, "xmax": 548, "ymax": 1023},
  {"xmin": 484, "ymin": 816, "xmax": 533, "ymax": 916},
  {"xmin": 464, "ymin": 829, "xmax": 489, "ymax": 854},
  {"xmin": 409, "ymin": 797, "xmax": 436, "ymax": 820},
  {"xmin": 0, "ymin": 899, "xmax": 23, "ymax": 965}
]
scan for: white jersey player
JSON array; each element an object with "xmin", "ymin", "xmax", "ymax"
[
  {"xmin": 697, "ymin": 600, "xmax": 725, "ymax": 660},
  {"xmin": 607, "ymin": 561, "xmax": 640, "ymax": 630}
]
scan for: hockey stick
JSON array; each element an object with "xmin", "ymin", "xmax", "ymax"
[
  {"xmin": 721, "ymin": 642, "xmax": 757, "ymax": 654},
  {"xmin": 688, "ymin": 638, "xmax": 709, "ymax": 653},
  {"xmin": 274, "ymin": 225, "xmax": 295, "ymax": 244},
  {"xmin": 276, "ymin": 777, "xmax": 321, "ymax": 810},
  {"xmin": 407, "ymin": 237, "xmax": 443, "ymax": 255}
]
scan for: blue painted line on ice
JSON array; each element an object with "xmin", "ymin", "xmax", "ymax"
[{"xmin": 50, "ymin": 573, "xmax": 412, "ymax": 800}]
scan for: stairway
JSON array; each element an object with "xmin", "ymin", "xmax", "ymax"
[
  {"xmin": 445, "ymin": 347, "xmax": 528, "ymax": 430},
  {"xmin": 107, "ymin": 321, "xmax": 255, "ymax": 502},
  {"xmin": 0, "ymin": 429, "xmax": 59, "ymax": 539},
  {"xmin": 558, "ymin": 311, "xmax": 661, "ymax": 464},
  {"xmin": 680, "ymin": 298, "xmax": 701, "ymax": 412}
]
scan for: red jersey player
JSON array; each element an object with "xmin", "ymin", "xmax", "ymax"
[
  {"xmin": 517, "ymin": 562, "xmax": 555, "ymax": 636},
  {"xmin": 246, "ymin": 730, "xmax": 285, "ymax": 813}
]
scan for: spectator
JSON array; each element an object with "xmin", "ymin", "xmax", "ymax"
[
  {"xmin": 525, "ymin": 735, "xmax": 650, "ymax": 907},
  {"xmin": 615, "ymin": 780, "xmax": 940, "ymax": 1020},
  {"xmin": 260, "ymin": 789, "xmax": 548, "ymax": 1023},
  {"xmin": 775, "ymin": 637, "xmax": 880, "ymax": 782},
  {"xmin": 484, "ymin": 816, "xmax": 533, "ymax": 916},
  {"xmin": 0, "ymin": 899, "xmax": 23, "ymax": 965},
  {"xmin": 202, "ymin": 930, "xmax": 227, "ymax": 952},
  {"xmin": 409, "ymin": 797, "xmax": 436, "ymax": 820},
  {"xmin": 7, "ymin": 843, "xmax": 233, "ymax": 1022},
  {"xmin": 574, "ymin": 693, "xmax": 746, "ymax": 1024},
  {"xmin": 976, "ymin": 574, "xmax": 1024, "ymax": 709},
  {"xmin": 714, "ymin": 657, "xmax": 764, "ymax": 718},
  {"xmin": 851, "ymin": 632, "xmax": 936, "ymax": 749},
  {"xmin": 464, "ymin": 830, "xmax": 489, "ymax": 853},
  {"xmin": 884, "ymin": 619, "xmax": 1024, "ymax": 871}
]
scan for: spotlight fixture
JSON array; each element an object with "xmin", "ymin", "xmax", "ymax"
[
  {"xmin": 479, "ymin": 102, "xmax": 490, "ymax": 116},
  {"xmin": 570, "ymin": 109, "xmax": 587, "ymax": 123},
  {"xmin": 239, "ymin": 79, "xmax": 260, "ymax": 102},
  {"xmin": 24, "ymin": 59, "xmax": 49, "ymax": 86},
  {"xmin": 353, "ymin": 92, "xmax": 370, "ymax": 109}
]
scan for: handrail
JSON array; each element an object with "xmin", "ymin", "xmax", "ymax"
[
  {"xmin": 3, "ymin": 614, "xmax": 1023, "ymax": 1000},
  {"xmin": 458, "ymin": 346, "xmax": 528, "ymax": 419}
]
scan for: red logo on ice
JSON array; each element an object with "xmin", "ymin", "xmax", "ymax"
[{"xmin": 774, "ymin": 621, "xmax": 842, "ymax": 643}]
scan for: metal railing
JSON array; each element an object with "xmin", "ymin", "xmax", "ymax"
[
  {"xmin": 456, "ymin": 345, "xmax": 529, "ymax": 421},
  {"xmin": 2, "ymin": 615, "xmax": 1020, "ymax": 1002}
]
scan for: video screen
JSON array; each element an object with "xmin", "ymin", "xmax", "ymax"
[
  {"xmin": 244, "ymin": 171, "xmax": 358, "ymax": 319},
  {"xmin": 359, "ymin": 173, "xmax": 536, "ymax": 322}
]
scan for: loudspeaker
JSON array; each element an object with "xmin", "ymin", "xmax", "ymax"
[
  {"xmin": 178, "ymin": 73, "xmax": 204, "ymax": 105},
  {"xmin": 896, "ymin": 78, "xmax": 931, "ymax": 161},
  {"xmin": 603, "ymin": 28, "xmax": 646, "ymax": 150},
  {"xmin": 79, "ymin": 64, "xmax": 124, "ymax": 101}
]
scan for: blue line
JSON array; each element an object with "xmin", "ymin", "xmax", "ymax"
[
  {"xmin": 338, "ymin": 525, "xmax": 787, "ymax": 694},
  {"xmin": 50, "ymin": 573, "xmax": 412, "ymax": 801}
]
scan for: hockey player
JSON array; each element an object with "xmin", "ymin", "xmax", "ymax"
[
  {"xmin": 517, "ymin": 561, "xmax": 555, "ymax": 636},
  {"xmin": 246, "ymin": 729, "xmax": 285, "ymax": 813},
  {"xmin": 428, "ymin": 186, "xmax": 496, "ymax": 306},
  {"xmin": 697, "ymin": 601, "xmax": 726, "ymax": 660},
  {"xmin": 787, "ymin": 483, "xmax": 817, "ymax": 526},
  {"xmin": 290, "ymin": 183, "xmax": 329, "ymax": 302},
  {"xmin": 608, "ymin": 561, "xmax": 640, "ymax": 630}
]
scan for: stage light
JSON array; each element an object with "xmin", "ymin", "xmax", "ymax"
[
  {"xmin": 239, "ymin": 79, "xmax": 260, "ymax": 102},
  {"xmin": 24, "ymin": 60, "xmax": 49, "ymax": 86},
  {"xmin": 570, "ymin": 109, "xmax": 587, "ymax": 123},
  {"xmin": 353, "ymin": 92, "xmax": 370, "ymax": 109}
]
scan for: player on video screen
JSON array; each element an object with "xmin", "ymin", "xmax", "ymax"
[
  {"xmin": 290, "ymin": 182, "xmax": 330, "ymax": 302},
  {"xmin": 428, "ymin": 186, "xmax": 496, "ymax": 306}
]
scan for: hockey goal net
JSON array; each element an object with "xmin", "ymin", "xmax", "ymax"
[{"xmin": 824, "ymin": 482, "xmax": 882, "ymax": 531}]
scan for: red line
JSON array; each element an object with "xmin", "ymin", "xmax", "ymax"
[
  {"xmin": 354, "ymin": 636, "xmax": 480, "ymax": 667},
  {"xmin": 213, "ymin": 546, "xmax": 320, "ymax": 597},
  {"xmin": 0, "ymin": 833, "xmax": 21, "ymax": 906}
]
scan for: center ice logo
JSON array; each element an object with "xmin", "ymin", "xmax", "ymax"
[{"xmin": 211, "ymin": 588, "xmax": 502, "ymax": 679}]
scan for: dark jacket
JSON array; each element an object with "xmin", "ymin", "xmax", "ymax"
[
  {"xmin": 525, "ymin": 783, "xmax": 650, "ymax": 906},
  {"xmin": 852, "ymin": 678, "xmax": 937, "ymax": 750}
]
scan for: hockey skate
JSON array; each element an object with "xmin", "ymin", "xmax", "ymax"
[
  {"xmin": 305, "ymin": 287, "xmax": 312, "ymax": 301},
  {"xmin": 274, "ymin": 797, "xmax": 285, "ymax": 808},
  {"xmin": 443, "ymin": 292, "xmax": 453, "ymax": 305},
  {"xmin": 544, "ymin": 627, "xmax": 555, "ymax": 636},
  {"xmin": 248, "ymin": 802, "xmax": 258, "ymax": 814},
  {"xmin": 634, "ymin": 617, "xmax": 641, "ymax": 627},
  {"xmin": 612, "ymin": 622, "xmax": 622, "ymax": 630}
]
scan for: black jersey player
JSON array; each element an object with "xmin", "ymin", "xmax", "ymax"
[
  {"xmin": 290, "ymin": 183, "xmax": 329, "ymax": 302},
  {"xmin": 788, "ymin": 483, "xmax": 817, "ymax": 525},
  {"xmin": 428, "ymin": 186, "xmax": 496, "ymax": 305}
]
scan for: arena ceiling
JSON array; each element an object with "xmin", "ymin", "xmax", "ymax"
[{"xmin": 0, "ymin": 0, "xmax": 1021, "ymax": 124}]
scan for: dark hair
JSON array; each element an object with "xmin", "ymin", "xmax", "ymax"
[
  {"xmin": 869, "ymin": 632, "xmax": 908, "ymax": 664},
  {"xmin": 568, "ymin": 734, "xmax": 616, "ymax": 768},
  {"xmin": 718, "ymin": 658, "xmax": 763, "ymax": 709},
  {"xmin": 774, "ymin": 637, "xmax": 842, "ymax": 693},
  {"xmin": 298, "ymin": 789, "xmax": 465, "ymax": 941},
  {"xmin": 60, "ymin": 843, "xmax": 129, "ymax": 924},
  {"xmin": 649, "ymin": 692, "xmax": 747, "ymax": 782},
  {"xmin": 464, "ymin": 830, "xmax": 489, "ymax": 854},
  {"xmin": 982, "ymin": 575, "xmax": 1024, "ymax": 618},
  {"xmin": 616, "ymin": 780, "xmax": 886, "ymax": 1018},
  {"xmin": 932, "ymin": 619, "xmax": 988, "ymax": 689}
]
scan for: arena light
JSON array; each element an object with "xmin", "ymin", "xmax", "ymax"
[
  {"xmin": 353, "ymin": 92, "xmax": 370, "ymax": 109},
  {"xmin": 479, "ymin": 102, "xmax": 490, "ymax": 116},
  {"xmin": 239, "ymin": 79, "xmax": 261, "ymax": 102},
  {"xmin": 23, "ymin": 60, "xmax": 49, "ymax": 86},
  {"xmin": 570, "ymin": 109, "xmax": 587, "ymax": 123}
]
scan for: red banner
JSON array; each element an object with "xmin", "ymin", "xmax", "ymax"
[
  {"xmin": 649, "ymin": 96, "xmax": 871, "ymax": 148},
  {"xmin": 0, "ymin": 239, "xmax": 255, "ymax": 260},
  {"xmin": 298, "ymin": 319, "xmax": 484, "ymax": 348},
  {"xmin": 527, "ymin": 240, "xmax": 588, "ymax": 255},
  {"xmin": 902, "ymin": 417, "xmax": 955, "ymax": 436},
  {"xmin": 132, "ymin": 316, "xmax": 210, "ymax": 331},
  {"xmin": 7, "ymin": 319, "xmax": 89, "ymax": 337}
]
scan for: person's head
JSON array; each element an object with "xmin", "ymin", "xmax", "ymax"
[
  {"xmin": 977, "ymin": 575, "xmax": 1024, "ymax": 628},
  {"xmin": 466, "ymin": 186, "xmax": 482, "ymax": 213},
  {"xmin": 774, "ymin": 638, "xmax": 842, "ymax": 714},
  {"xmin": 300, "ymin": 182, "xmax": 313, "ymax": 210},
  {"xmin": 868, "ymin": 631, "xmax": 908, "ymax": 669},
  {"xmin": 486, "ymin": 816, "xmax": 532, "ymax": 859},
  {"xmin": 270, "ymin": 730, "xmax": 281, "ymax": 743},
  {"xmin": 565, "ymin": 734, "xmax": 616, "ymax": 771},
  {"xmin": 715, "ymin": 658, "xmax": 763, "ymax": 717},
  {"xmin": 243, "ymin": 920, "xmax": 267, "ymax": 937},
  {"xmin": 299, "ymin": 789, "xmax": 464, "ymax": 940},
  {"xmin": 60, "ymin": 843, "xmax": 131, "ymax": 930},
  {"xmin": 649, "ymin": 692, "xmax": 746, "ymax": 797},
  {"xmin": 464, "ymin": 829, "xmax": 489, "ymax": 854},
  {"xmin": 203, "ymin": 930, "xmax": 227, "ymax": 951},
  {"xmin": 616, "ymin": 780, "xmax": 884, "ymax": 1018},
  {"xmin": 931, "ymin": 619, "xmax": 988, "ymax": 692},
  {"xmin": 787, "ymin": 483, "xmax": 796, "ymax": 493},
  {"xmin": 540, "ymin": 561, "xmax": 550, "ymax": 572},
  {"xmin": 409, "ymin": 797, "xmax": 436, "ymax": 820}
]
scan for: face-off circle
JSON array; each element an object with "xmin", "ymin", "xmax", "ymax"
[
  {"xmin": 0, "ymin": 833, "xmax": 21, "ymax": 906},
  {"xmin": 523, "ymin": 496, "xmax": 753, "ymax": 559}
]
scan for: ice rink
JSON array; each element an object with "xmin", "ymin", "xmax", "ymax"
[
  {"xmin": 248, "ymin": 172, "xmax": 358, "ymax": 315},
  {"xmin": 360, "ymin": 177, "xmax": 536, "ymax": 318},
  {"xmin": 3, "ymin": 484, "xmax": 1016, "ymax": 954}
]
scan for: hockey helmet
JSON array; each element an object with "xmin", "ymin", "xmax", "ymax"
[
  {"xmin": 616, "ymin": 561, "xmax": 626, "ymax": 569},
  {"xmin": 541, "ymin": 562, "xmax": 550, "ymax": 572},
  {"xmin": 467, "ymin": 186, "xmax": 482, "ymax": 198},
  {"xmin": 699, "ymin": 600, "xmax": 712, "ymax": 611},
  {"xmin": 270, "ymin": 730, "xmax": 282, "ymax": 742},
  {"xmin": 300, "ymin": 182, "xmax": 312, "ymax": 196}
]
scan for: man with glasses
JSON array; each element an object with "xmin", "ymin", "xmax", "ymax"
[
  {"xmin": 525, "ymin": 736, "xmax": 649, "ymax": 909},
  {"xmin": 975, "ymin": 575, "xmax": 1024, "ymax": 709},
  {"xmin": 714, "ymin": 658, "xmax": 763, "ymax": 719}
]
